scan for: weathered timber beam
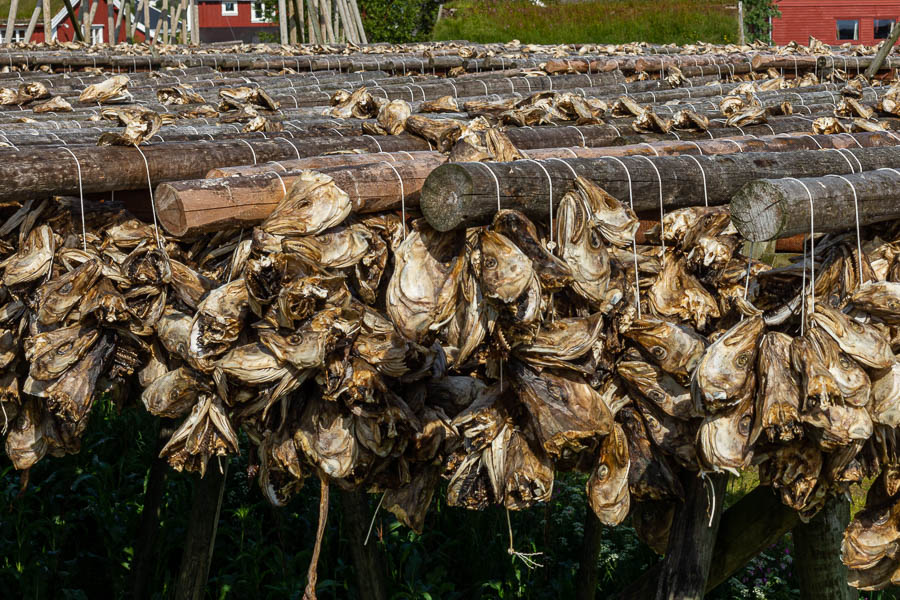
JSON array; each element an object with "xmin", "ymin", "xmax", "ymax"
[
  {"xmin": 655, "ymin": 472, "xmax": 727, "ymax": 600},
  {"xmin": 0, "ymin": 135, "xmax": 430, "ymax": 203},
  {"xmin": 156, "ymin": 155, "xmax": 445, "ymax": 236},
  {"xmin": 730, "ymin": 169, "xmax": 900, "ymax": 241},
  {"xmin": 420, "ymin": 145, "xmax": 900, "ymax": 231},
  {"xmin": 615, "ymin": 485, "xmax": 800, "ymax": 599},
  {"xmin": 794, "ymin": 495, "xmax": 858, "ymax": 600}
]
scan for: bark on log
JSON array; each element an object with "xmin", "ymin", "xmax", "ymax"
[
  {"xmin": 341, "ymin": 491, "xmax": 388, "ymax": 600},
  {"xmin": 615, "ymin": 485, "xmax": 800, "ymax": 599},
  {"xmin": 731, "ymin": 169, "xmax": 900, "ymax": 241},
  {"xmin": 654, "ymin": 472, "xmax": 727, "ymax": 600},
  {"xmin": 575, "ymin": 511, "xmax": 604, "ymax": 600},
  {"xmin": 156, "ymin": 155, "xmax": 445, "ymax": 236},
  {"xmin": 174, "ymin": 461, "xmax": 229, "ymax": 600},
  {"xmin": 794, "ymin": 495, "xmax": 858, "ymax": 600},
  {"xmin": 420, "ymin": 146, "xmax": 900, "ymax": 231}
]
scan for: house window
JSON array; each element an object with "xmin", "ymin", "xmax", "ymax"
[
  {"xmin": 251, "ymin": 2, "xmax": 267, "ymax": 22},
  {"xmin": 11, "ymin": 29, "xmax": 25, "ymax": 42},
  {"xmin": 836, "ymin": 19, "xmax": 859, "ymax": 41},
  {"xmin": 222, "ymin": 1, "xmax": 238, "ymax": 16},
  {"xmin": 875, "ymin": 18, "xmax": 895, "ymax": 40},
  {"xmin": 91, "ymin": 25, "xmax": 104, "ymax": 45}
]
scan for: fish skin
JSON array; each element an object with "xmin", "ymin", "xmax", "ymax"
[
  {"xmin": 693, "ymin": 316, "xmax": 764, "ymax": 414},
  {"xmin": 752, "ymin": 332, "xmax": 802, "ymax": 444},
  {"xmin": 812, "ymin": 302, "xmax": 895, "ymax": 369},
  {"xmin": 623, "ymin": 317, "xmax": 707, "ymax": 384},
  {"xmin": 586, "ymin": 423, "xmax": 630, "ymax": 526}
]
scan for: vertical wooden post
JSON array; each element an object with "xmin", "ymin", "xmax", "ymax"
[
  {"xmin": 865, "ymin": 22, "xmax": 900, "ymax": 79},
  {"xmin": 794, "ymin": 495, "xmax": 859, "ymax": 600},
  {"xmin": 24, "ymin": 4, "xmax": 41, "ymax": 42},
  {"xmin": 277, "ymin": 0, "xmax": 288, "ymax": 43},
  {"xmin": 142, "ymin": 0, "xmax": 149, "ymax": 42},
  {"xmin": 4, "ymin": 0, "xmax": 20, "ymax": 44},
  {"xmin": 286, "ymin": 0, "xmax": 296, "ymax": 44},
  {"xmin": 348, "ymin": 0, "xmax": 365, "ymax": 44},
  {"xmin": 82, "ymin": 0, "xmax": 91, "ymax": 43},
  {"xmin": 88, "ymin": 0, "xmax": 99, "ymax": 42},
  {"xmin": 131, "ymin": 428, "xmax": 171, "ymax": 600},
  {"xmin": 340, "ymin": 491, "xmax": 388, "ymax": 600},
  {"xmin": 575, "ymin": 511, "xmax": 603, "ymax": 600},
  {"xmin": 321, "ymin": 0, "xmax": 334, "ymax": 43},
  {"xmin": 655, "ymin": 472, "xmax": 728, "ymax": 600},
  {"xmin": 174, "ymin": 461, "xmax": 229, "ymax": 600},
  {"xmin": 306, "ymin": 0, "xmax": 321, "ymax": 43},
  {"xmin": 107, "ymin": 0, "xmax": 114, "ymax": 43},
  {"xmin": 179, "ymin": 0, "xmax": 187, "ymax": 43},
  {"xmin": 129, "ymin": 0, "xmax": 139, "ymax": 42},
  {"xmin": 151, "ymin": 0, "xmax": 168, "ymax": 44},
  {"xmin": 291, "ymin": 0, "xmax": 303, "ymax": 44},
  {"xmin": 738, "ymin": 1, "xmax": 745, "ymax": 45},
  {"xmin": 190, "ymin": 0, "xmax": 199, "ymax": 44},
  {"xmin": 62, "ymin": 0, "xmax": 84, "ymax": 41},
  {"xmin": 42, "ymin": 0, "xmax": 52, "ymax": 42}
]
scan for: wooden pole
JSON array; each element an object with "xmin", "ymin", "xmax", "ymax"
[
  {"xmin": 23, "ymin": 4, "xmax": 41, "ymax": 42},
  {"xmin": 865, "ymin": 22, "xmax": 900, "ymax": 79},
  {"xmin": 190, "ymin": 0, "xmax": 198, "ymax": 44},
  {"xmin": 277, "ymin": 0, "xmax": 288, "ymax": 44},
  {"xmin": 88, "ymin": 0, "xmax": 99, "ymax": 42},
  {"xmin": 132, "ymin": 427, "xmax": 172, "ymax": 600},
  {"xmin": 82, "ymin": 0, "xmax": 91, "ymax": 43},
  {"xmin": 654, "ymin": 472, "xmax": 727, "ymax": 600},
  {"xmin": 62, "ymin": 0, "xmax": 85, "ymax": 42},
  {"xmin": 575, "ymin": 512, "xmax": 603, "ymax": 600},
  {"xmin": 615, "ymin": 485, "xmax": 800, "ymax": 598},
  {"xmin": 340, "ymin": 491, "xmax": 388, "ymax": 600},
  {"xmin": 794, "ymin": 495, "xmax": 858, "ymax": 600},
  {"xmin": 179, "ymin": 0, "xmax": 186, "ymax": 43},
  {"xmin": 420, "ymin": 146, "xmax": 900, "ymax": 232},
  {"xmin": 306, "ymin": 0, "xmax": 322, "ymax": 44},
  {"xmin": 44, "ymin": 0, "xmax": 55, "ymax": 42},
  {"xmin": 141, "ymin": 0, "xmax": 149, "ymax": 43},
  {"xmin": 737, "ymin": 1, "xmax": 745, "ymax": 45},
  {"xmin": 4, "ymin": 0, "xmax": 20, "ymax": 45},
  {"xmin": 296, "ymin": 0, "xmax": 304, "ymax": 42},
  {"xmin": 321, "ymin": 0, "xmax": 335, "ymax": 44},
  {"xmin": 129, "ymin": 0, "xmax": 140, "ymax": 41},
  {"xmin": 348, "ymin": 0, "xmax": 365, "ymax": 44},
  {"xmin": 174, "ymin": 461, "xmax": 229, "ymax": 600},
  {"xmin": 107, "ymin": 0, "xmax": 115, "ymax": 44},
  {"xmin": 730, "ymin": 169, "xmax": 900, "ymax": 241},
  {"xmin": 287, "ymin": 0, "xmax": 297, "ymax": 44},
  {"xmin": 151, "ymin": 0, "xmax": 169, "ymax": 44}
]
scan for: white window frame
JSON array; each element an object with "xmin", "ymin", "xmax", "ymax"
[
  {"xmin": 222, "ymin": 1, "xmax": 239, "ymax": 16},
  {"xmin": 251, "ymin": 2, "xmax": 266, "ymax": 23},
  {"xmin": 91, "ymin": 24, "xmax": 104, "ymax": 45},
  {"xmin": 836, "ymin": 18, "xmax": 860, "ymax": 41},
  {"xmin": 12, "ymin": 29, "xmax": 25, "ymax": 42}
]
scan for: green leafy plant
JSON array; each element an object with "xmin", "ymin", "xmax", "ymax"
[
  {"xmin": 357, "ymin": 0, "xmax": 442, "ymax": 43},
  {"xmin": 742, "ymin": 0, "xmax": 781, "ymax": 43}
]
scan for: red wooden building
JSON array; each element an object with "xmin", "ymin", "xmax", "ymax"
[
  {"xmin": 772, "ymin": 0, "xmax": 900, "ymax": 46},
  {"xmin": 10, "ymin": 0, "xmax": 275, "ymax": 43}
]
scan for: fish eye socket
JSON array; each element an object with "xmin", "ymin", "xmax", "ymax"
[
  {"xmin": 59, "ymin": 282, "xmax": 73, "ymax": 293},
  {"xmin": 484, "ymin": 257, "xmax": 498, "ymax": 269},
  {"xmin": 735, "ymin": 352, "xmax": 751, "ymax": 368},
  {"xmin": 57, "ymin": 342, "xmax": 73, "ymax": 355},
  {"xmin": 288, "ymin": 333, "xmax": 304, "ymax": 345},
  {"xmin": 651, "ymin": 346, "xmax": 667, "ymax": 359},
  {"xmin": 839, "ymin": 357, "xmax": 852, "ymax": 369},
  {"xmin": 596, "ymin": 465, "xmax": 609, "ymax": 480},
  {"xmin": 739, "ymin": 415, "xmax": 752, "ymax": 435},
  {"xmin": 589, "ymin": 229, "xmax": 603, "ymax": 249}
]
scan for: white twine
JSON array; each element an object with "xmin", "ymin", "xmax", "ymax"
[
  {"xmin": 825, "ymin": 174, "xmax": 864, "ymax": 280},
  {"xmin": 237, "ymin": 139, "xmax": 257, "ymax": 165},
  {"xmin": 599, "ymin": 156, "xmax": 641, "ymax": 317},
  {"xmin": 683, "ymin": 155, "xmax": 708, "ymax": 206},
  {"xmin": 132, "ymin": 144, "xmax": 164, "ymax": 250},
  {"xmin": 523, "ymin": 159, "xmax": 555, "ymax": 248},
  {"xmin": 364, "ymin": 134, "xmax": 383, "ymax": 153},
  {"xmin": 380, "ymin": 161, "xmax": 406, "ymax": 238},
  {"xmin": 60, "ymin": 147, "xmax": 87, "ymax": 251},
  {"xmin": 785, "ymin": 177, "xmax": 816, "ymax": 330},
  {"xmin": 634, "ymin": 155, "xmax": 666, "ymax": 253},
  {"xmin": 476, "ymin": 162, "xmax": 502, "ymax": 213}
]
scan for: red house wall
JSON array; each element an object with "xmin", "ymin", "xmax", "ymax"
[
  {"xmin": 198, "ymin": 1, "xmax": 276, "ymax": 29},
  {"xmin": 53, "ymin": 0, "xmax": 147, "ymax": 43},
  {"xmin": 772, "ymin": 0, "xmax": 900, "ymax": 46}
]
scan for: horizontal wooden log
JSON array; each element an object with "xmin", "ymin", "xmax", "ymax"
[
  {"xmin": 420, "ymin": 145, "xmax": 900, "ymax": 231},
  {"xmin": 156, "ymin": 155, "xmax": 446, "ymax": 236},
  {"xmin": 730, "ymin": 168, "xmax": 900, "ymax": 241}
]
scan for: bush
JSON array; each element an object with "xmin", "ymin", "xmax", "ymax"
[{"xmin": 358, "ymin": 0, "xmax": 442, "ymax": 43}]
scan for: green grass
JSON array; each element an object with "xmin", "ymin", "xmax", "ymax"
[
  {"xmin": 0, "ymin": 0, "xmax": 65, "ymax": 22},
  {"xmin": 432, "ymin": 0, "xmax": 738, "ymax": 45}
]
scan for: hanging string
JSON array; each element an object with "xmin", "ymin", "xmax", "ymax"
[
  {"xmin": 700, "ymin": 471, "xmax": 716, "ymax": 528},
  {"xmin": 683, "ymin": 155, "xmax": 708, "ymax": 206},
  {"xmin": 634, "ymin": 155, "xmax": 666, "ymax": 253},
  {"xmin": 837, "ymin": 147, "xmax": 863, "ymax": 173},
  {"xmin": 522, "ymin": 159, "xmax": 555, "ymax": 249},
  {"xmin": 599, "ymin": 156, "xmax": 641, "ymax": 318},
  {"xmin": 237, "ymin": 138, "xmax": 257, "ymax": 165},
  {"xmin": 825, "ymin": 174, "xmax": 864, "ymax": 281},
  {"xmin": 506, "ymin": 508, "xmax": 543, "ymax": 569},
  {"xmin": 132, "ymin": 145, "xmax": 164, "ymax": 250},
  {"xmin": 476, "ymin": 162, "xmax": 502, "ymax": 214},
  {"xmin": 785, "ymin": 177, "xmax": 816, "ymax": 329},
  {"xmin": 60, "ymin": 147, "xmax": 87, "ymax": 251},
  {"xmin": 364, "ymin": 493, "xmax": 386, "ymax": 546},
  {"xmin": 380, "ymin": 161, "xmax": 406, "ymax": 239}
]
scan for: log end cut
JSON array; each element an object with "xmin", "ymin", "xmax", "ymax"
[
  {"xmin": 729, "ymin": 179, "xmax": 790, "ymax": 243},
  {"xmin": 155, "ymin": 183, "xmax": 188, "ymax": 238},
  {"xmin": 420, "ymin": 163, "xmax": 477, "ymax": 232}
]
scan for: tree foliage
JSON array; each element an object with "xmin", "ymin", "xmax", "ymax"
[
  {"xmin": 357, "ymin": 0, "xmax": 442, "ymax": 43},
  {"xmin": 743, "ymin": 0, "xmax": 781, "ymax": 43}
]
